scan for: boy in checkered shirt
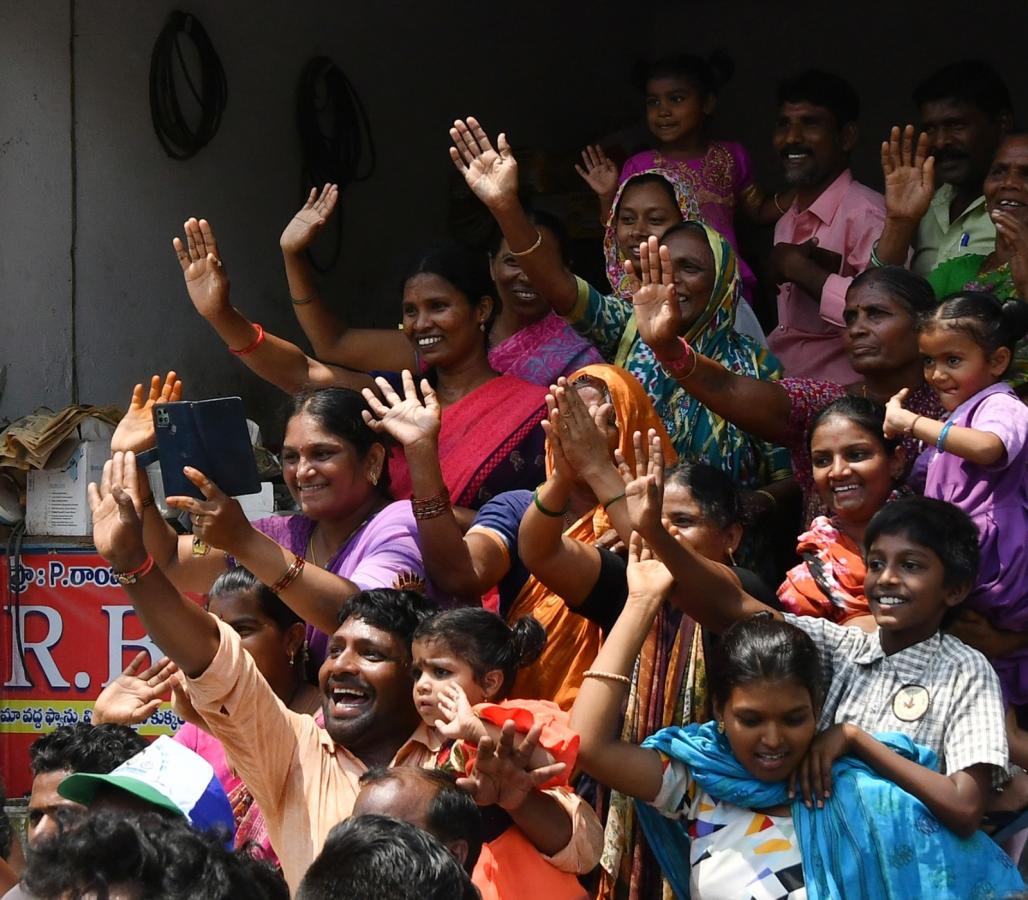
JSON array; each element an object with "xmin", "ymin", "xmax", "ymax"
[{"xmin": 641, "ymin": 496, "xmax": 1009, "ymax": 836}]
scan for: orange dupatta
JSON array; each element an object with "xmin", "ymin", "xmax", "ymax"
[{"xmin": 507, "ymin": 364, "xmax": 677, "ymax": 710}]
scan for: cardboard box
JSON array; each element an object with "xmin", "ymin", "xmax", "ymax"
[{"xmin": 26, "ymin": 420, "xmax": 114, "ymax": 536}]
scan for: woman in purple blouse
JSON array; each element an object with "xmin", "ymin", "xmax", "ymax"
[{"xmin": 110, "ymin": 376, "xmax": 428, "ymax": 660}]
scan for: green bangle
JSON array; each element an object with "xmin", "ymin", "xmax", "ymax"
[
  {"xmin": 602, "ymin": 491, "xmax": 626, "ymax": 511},
  {"xmin": 533, "ymin": 487, "xmax": 570, "ymax": 518}
]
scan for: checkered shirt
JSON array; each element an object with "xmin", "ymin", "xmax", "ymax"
[{"xmin": 784, "ymin": 614, "xmax": 1009, "ymax": 777}]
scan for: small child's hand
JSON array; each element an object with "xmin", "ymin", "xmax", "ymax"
[
  {"xmin": 434, "ymin": 683, "xmax": 485, "ymax": 743},
  {"xmin": 883, "ymin": 388, "xmax": 914, "ymax": 439},
  {"xmin": 574, "ymin": 145, "xmax": 618, "ymax": 198}
]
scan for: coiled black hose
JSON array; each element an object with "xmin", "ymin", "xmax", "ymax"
[
  {"xmin": 295, "ymin": 56, "xmax": 375, "ymax": 271},
  {"xmin": 149, "ymin": 10, "xmax": 227, "ymax": 160}
]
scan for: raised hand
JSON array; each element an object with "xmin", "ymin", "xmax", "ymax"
[
  {"xmin": 165, "ymin": 467, "xmax": 252, "ymax": 556},
  {"xmin": 883, "ymin": 387, "xmax": 915, "ymax": 439},
  {"xmin": 550, "ymin": 379, "xmax": 616, "ymax": 479},
  {"xmin": 881, "ymin": 125, "xmax": 935, "ymax": 224},
  {"xmin": 449, "ymin": 117, "xmax": 519, "ymax": 210},
  {"xmin": 539, "ymin": 391, "xmax": 576, "ymax": 484},
  {"xmin": 88, "ymin": 452, "xmax": 146, "ymax": 571},
  {"xmin": 361, "ymin": 371, "xmax": 441, "ymax": 449},
  {"xmin": 574, "ymin": 145, "xmax": 618, "ymax": 198},
  {"xmin": 280, "ymin": 184, "xmax": 339, "ymax": 255},
  {"xmin": 624, "ymin": 531, "xmax": 674, "ymax": 604},
  {"xmin": 92, "ymin": 652, "xmax": 178, "ymax": 725},
  {"xmin": 456, "ymin": 720, "xmax": 566, "ymax": 811},
  {"xmin": 111, "ymin": 373, "xmax": 182, "ymax": 455},
  {"xmin": 173, "ymin": 218, "xmax": 230, "ymax": 320},
  {"xmin": 434, "ymin": 683, "xmax": 484, "ymax": 743},
  {"xmin": 631, "ymin": 236, "xmax": 682, "ymax": 358},
  {"xmin": 616, "ymin": 429, "xmax": 665, "ymax": 536},
  {"xmin": 992, "ymin": 209, "xmax": 1028, "ymax": 299}
]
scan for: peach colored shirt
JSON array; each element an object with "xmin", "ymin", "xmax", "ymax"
[{"xmin": 188, "ymin": 619, "xmax": 600, "ymax": 895}]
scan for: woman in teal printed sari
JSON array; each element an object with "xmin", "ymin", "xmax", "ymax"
[{"xmin": 449, "ymin": 117, "xmax": 790, "ymax": 491}]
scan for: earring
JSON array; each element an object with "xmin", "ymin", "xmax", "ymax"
[
  {"xmin": 717, "ymin": 720, "xmax": 725, "ymax": 734},
  {"xmin": 369, "ymin": 471, "xmax": 379, "ymax": 486},
  {"xmin": 479, "ymin": 322, "xmax": 486, "ymax": 332},
  {"xmin": 728, "ymin": 548, "xmax": 737, "ymax": 566}
]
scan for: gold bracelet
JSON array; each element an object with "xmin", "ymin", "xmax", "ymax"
[
  {"xmin": 191, "ymin": 535, "xmax": 211, "ymax": 557},
  {"xmin": 773, "ymin": 192, "xmax": 788, "ymax": 215},
  {"xmin": 583, "ymin": 669, "xmax": 631, "ymax": 686},
  {"xmin": 754, "ymin": 488, "xmax": 777, "ymax": 509},
  {"xmin": 411, "ymin": 489, "xmax": 451, "ymax": 521},
  {"xmin": 510, "ymin": 231, "xmax": 542, "ymax": 257},
  {"xmin": 270, "ymin": 554, "xmax": 306, "ymax": 594}
]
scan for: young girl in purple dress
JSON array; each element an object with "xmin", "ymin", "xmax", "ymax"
[{"xmin": 885, "ymin": 291, "xmax": 1028, "ymax": 707}]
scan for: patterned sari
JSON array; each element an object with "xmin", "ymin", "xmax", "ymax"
[
  {"xmin": 488, "ymin": 310, "xmax": 603, "ymax": 386},
  {"xmin": 567, "ymin": 176, "xmax": 788, "ymax": 485},
  {"xmin": 507, "ymin": 364, "xmax": 676, "ymax": 711}
]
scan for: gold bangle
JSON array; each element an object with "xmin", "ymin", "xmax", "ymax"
[
  {"xmin": 510, "ymin": 231, "xmax": 542, "ymax": 257},
  {"xmin": 754, "ymin": 489, "xmax": 777, "ymax": 509},
  {"xmin": 270, "ymin": 554, "xmax": 306, "ymax": 594},
  {"xmin": 773, "ymin": 192, "xmax": 788, "ymax": 215},
  {"xmin": 411, "ymin": 489, "xmax": 451, "ymax": 521},
  {"xmin": 191, "ymin": 535, "xmax": 211, "ymax": 558},
  {"xmin": 583, "ymin": 669, "xmax": 631, "ymax": 686}
]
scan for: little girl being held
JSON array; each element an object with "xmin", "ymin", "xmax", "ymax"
[
  {"xmin": 410, "ymin": 607, "xmax": 588, "ymax": 900},
  {"xmin": 885, "ymin": 290, "xmax": 1028, "ymax": 706},
  {"xmin": 576, "ymin": 52, "xmax": 787, "ymax": 301}
]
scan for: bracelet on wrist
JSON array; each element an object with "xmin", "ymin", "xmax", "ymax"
[
  {"xmin": 754, "ymin": 488, "xmax": 777, "ymax": 510},
  {"xmin": 602, "ymin": 491, "xmax": 626, "ymax": 511},
  {"xmin": 936, "ymin": 419, "xmax": 954, "ymax": 452},
  {"xmin": 907, "ymin": 415, "xmax": 922, "ymax": 436},
  {"xmin": 411, "ymin": 489, "xmax": 451, "ymax": 521},
  {"xmin": 229, "ymin": 323, "xmax": 266, "ymax": 356},
  {"xmin": 270, "ymin": 554, "xmax": 305, "ymax": 594},
  {"xmin": 583, "ymin": 669, "xmax": 631, "ymax": 687},
  {"xmin": 510, "ymin": 232, "xmax": 542, "ymax": 257},
  {"xmin": 290, "ymin": 291, "xmax": 318, "ymax": 306},
  {"xmin": 659, "ymin": 337, "xmax": 698, "ymax": 380},
  {"xmin": 114, "ymin": 554, "xmax": 155, "ymax": 586},
  {"xmin": 533, "ymin": 486, "xmax": 570, "ymax": 518}
]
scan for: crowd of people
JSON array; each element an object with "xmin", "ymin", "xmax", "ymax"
[{"xmin": 4, "ymin": 55, "xmax": 1028, "ymax": 900}]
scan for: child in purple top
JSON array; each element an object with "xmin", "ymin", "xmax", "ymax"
[
  {"xmin": 885, "ymin": 291, "xmax": 1028, "ymax": 705},
  {"xmin": 576, "ymin": 52, "xmax": 788, "ymax": 301}
]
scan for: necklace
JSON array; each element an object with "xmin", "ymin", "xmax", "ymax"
[{"xmin": 306, "ymin": 509, "xmax": 379, "ymax": 569}]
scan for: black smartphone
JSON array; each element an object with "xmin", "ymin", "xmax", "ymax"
[{"xmin": 153, "ymin": 398, "xmax": 261, "ymax": 499}]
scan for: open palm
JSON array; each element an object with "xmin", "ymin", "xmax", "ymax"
[
  {"xmin": 631, "ymin": 237, "xmax": 682, "ymax": 355},
  {"xmin": 881, "ymin": 125, "xmax": 934, "ymax": 223},
  {"xmin": 362, "ymin": 371, "xmax": 440, "ymax": 448},
  {"xmin": 280, "ymin": 184, "xmax": 339, "ymax": 254},
  {"xmin": 173, "ymin": 218, "xmax": 230, "ymax": 318},
  {"xmin": 449, "ymin": 117, "xmax": 519, "ymax": 208},
  {"xmin": 111, "ymin": 373, "xmax": 182, "ymax": 454}
]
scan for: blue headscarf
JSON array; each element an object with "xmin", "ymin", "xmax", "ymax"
[{"xmin": 635, "ymin": 721, "xmax": 1023, "ymax": 899}]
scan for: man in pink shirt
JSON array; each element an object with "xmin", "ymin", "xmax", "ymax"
[{"xmin": 767, "ymin": 70, "xmax": 885, "ymax": 382}]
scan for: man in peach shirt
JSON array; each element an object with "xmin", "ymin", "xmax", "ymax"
[
  {"xmin": 767, "ymin": 70, "xmax": 885, "ymax": 382},
  {"xmin": 89, "ymin": 453, "xmax": 601, "ymax": 896}
]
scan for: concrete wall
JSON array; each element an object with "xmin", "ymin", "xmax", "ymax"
[
  {"xmin": 2, "ymin": 1, "xmax": 1026, "ymax": 436},
  {"xmin": 0, "ymin": 0, "xmax": 643, "ymax": 437}
]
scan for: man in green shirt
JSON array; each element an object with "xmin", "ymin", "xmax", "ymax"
[{"xmin": 874, "ymin": 60, "xmax": 1013, "ymax": 276}]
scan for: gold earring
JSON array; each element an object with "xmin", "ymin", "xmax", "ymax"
[
  {"xmin": 369, "ymin": 471, "xmax": 379, "ymax": 486},
  {"xmin": 728, "ymin": 548, "xmax": 737, "ymax": 566},
  {"xmin": 717, "ymin": 720, "xmax": 725, "ymax": 734},
  {"xmin": 479, "ymin": 322, "xmax": 486, "ymax": 332}
]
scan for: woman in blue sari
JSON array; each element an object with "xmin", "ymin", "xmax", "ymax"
[{"xmin": 569, "ymin": 534, "xmax": 1022, "ymax": 899}]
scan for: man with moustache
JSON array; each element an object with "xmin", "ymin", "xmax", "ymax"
[
  {"xmin": 766, "ymin": 70, "xmax": 885, "ymax": 382},
  {"xmin": 86, "ymin": 452, "xmax": 600, "ymax": 895},
  {"xmin": 874, "ymin": 60, "xmax": 1013, "ymax": 276}
]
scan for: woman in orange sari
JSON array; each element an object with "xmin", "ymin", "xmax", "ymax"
[{"xmin": 362, "ymin": 363, "xmax": 673, "ymax": 709}]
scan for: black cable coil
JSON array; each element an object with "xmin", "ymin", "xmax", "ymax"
[
  {"xmin": 149, "ymin": 10, "xmax": 227, "ymax": 160},
  {"xmin": 295, "ymin": 56, "xmax": 376, "ymax": 271}
]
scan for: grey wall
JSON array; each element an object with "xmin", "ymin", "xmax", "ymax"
[{"xmin": 2, "ymin": 0, "xmax": 1027, "ymax": 437}]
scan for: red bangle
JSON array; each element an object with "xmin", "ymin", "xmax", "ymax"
[
  {"xmin": 114, "ymin": 554, "xmax": 155, "ymax": 585},
  {"xmin": 229, "ymin": 323, "xmax": 265, "ymax": 356}
]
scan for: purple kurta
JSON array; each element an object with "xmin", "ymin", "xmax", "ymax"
[
  {"xmin": 922, "ymin": 382, "xmax": 1028, "ymax": 703},
  {"xmin": 252, "ymin": 501, "xmax": 428, "ymax": 663}
]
